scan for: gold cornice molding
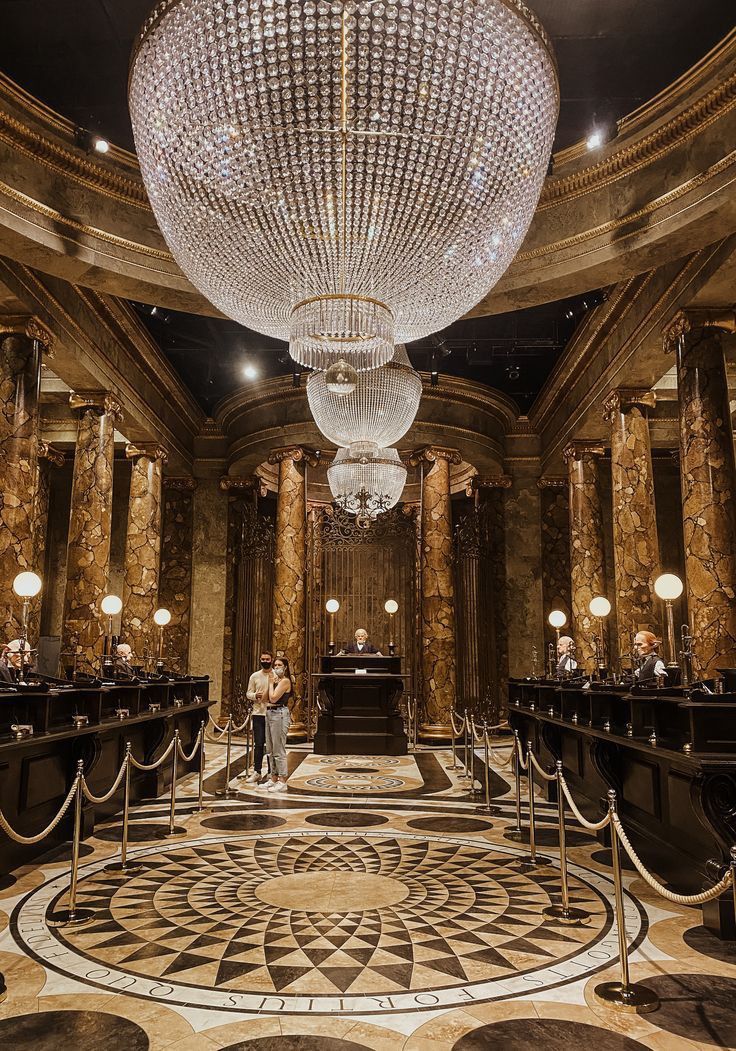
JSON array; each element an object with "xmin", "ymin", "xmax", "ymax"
[
  {"xmin": 69, "ymin": 391, "xmax": 123, "ymax": 420},
  {"xmin": 164, "ymin": 476, "xmax": 196, "ymax": 491},
  {"xmin": 537, "ymin": 477, "xmax": 567, "ymax": 489},
  {"xmin": 37, "ymin": 440, "xmax": 64, "ymax": 467},
  {"xmin": 602, "ymin": 388, "xmax": 657, "ymax": 421},
  {"xmin": 0, "ymin": 313, "xmax": 54, "ymax": 352},
  {"xmin": 466, "ymin": 475, "xmax": 513, "ymax": 494},
  {"xmin": 562, "ymin": 441, "xmax": 606, "ymax": 465},
  {"xmin": 267, "ymin": 446, "xmax": 320, "ymax": 468},
  {"xmin": 544, "ymin": 31, "xmax": 736, "ymax": 206},
  {"xmin": 408, "ymin": 446, "xmax": 462, "ymax": 467},
  {"xmin": 663, "ymin": 307, "xmax": 736, "ymax": 351},
  {"xmin": 219, "ymin": 476, "xmax": 268, "ymax": 496},
  {"xmin": 125, "ymin": 441, "xmax": 168, "ymax": 464}
]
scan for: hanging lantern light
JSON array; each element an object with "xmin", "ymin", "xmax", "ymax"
[
  {"xmin": 328, "ymin": 446, "xmax": 406, "ymax": 523},
  {"xmin": 308, "ymin": 344, "xmax": 421, "ymax": 449},
  {"xmin": 129, "ymin": 0, "xmax": 558, "ymax": 372}
]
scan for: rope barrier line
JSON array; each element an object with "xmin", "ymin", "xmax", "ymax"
[
  {"xmin": 81, "ymin": 757, "xmax": 129, "ymax": 805},
  {"xmin": 528, "ymin": 748, "xmax": 556, "ymax": 783},
  {"xmin": 129, "ymin": 735, "xmax": 177, "ymax": 772},
  {"xmin": 514, "ymin": 734, "xmax": 529, "ymax": 771},
  {"xmin": 612, "ymin": 813, "xmax": 733, "ymax": 905},
  {"xmin": 177, "ymin": 726, "xmax": 204, "ymax": 764},
  {"xmin": 0, "ymin": 775, "xmax": 81, "ymax": 845},
  {"xmin": 558, "ymin": 772, "xmax": 612, "ymax": 832},
  {"xmin": 449, "ymin": 708, "xmax": 465, "ymax": 738}
]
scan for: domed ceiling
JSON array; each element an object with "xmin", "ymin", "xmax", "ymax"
[{"xmin": 0, "ymin": 0, "xmax": 733, "ymax": 413}]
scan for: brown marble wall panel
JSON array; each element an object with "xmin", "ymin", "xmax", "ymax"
[
  {"xmin": 653, "ymin": 454, "xmax": 688, "ymax": 637},
  {"xmin": 504, "ymin": 468, "xmax": 544, "ymax": 679},
  {"xmin": 27, "ymin": 444, "xmax": 63, "ymax": 642},
  {"xmin": 60, "ymin": 394, "xmax": 120, "ymax": 671},
  {"xmin": 565, "ymin": 443, "xmax": 608, "ymax": 671},
  {"xmin": 221, "ymin": 494, "xmax": 238, "ymax": 715},
  {"xmin": 487, "ymin": 490, "xmax": 509, "ymax": 712},
  {"xmin": 672, "ymin": 319, "xmax": 736, "ymax": 676},
  {"xmin": 0, "ymin": 330, "xmax": 42, "ymax": 640},
  {"xmin": 605, "ymin": 391, "xmax": 661, "ymax": 661},
  {"xmin": 190, "ymin": 479, "xmax": 228, "ymax": 714},
  {"xmin": 270, "ymin": 448, "xmax": 315, "ymax": 737},
  {"xmin": 540, "ymin": 482, "xmax": 572, "ymax": 651},
  {"xmin": 417, "ymin": 447, "xmax": 460, "ymax": 739},
  {"xmin": 121, "ymin": 444, "xmax": 166, "ymax": 657},
  {"xmin": 159, "ymin": 478, "xmax": 195, "ymax": 675}
]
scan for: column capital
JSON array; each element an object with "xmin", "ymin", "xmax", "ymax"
[
  {"xmin": 268, "ymin": 445, "xmax": 320, "ymax": 468},
  {"xmin": 663, "ymin": 308, "xmax": 736, "ymax": 352},
  {"xmin": 125, "ymin": 442, "xmax": 168, "ymax": 465},
  {"xmin": 220, "ymin": 475, "xmax": 268, "ymax": 496},
  {"xmin": 537, "ymin": 477, "xmax": 567, "ymax": 489},
  {"xmin": 164, "ymin": 476, "xmax": 197, "ymax": 491},
  {"xmin": 602, "ymin": 388, "xmax": 656, "ymax": 421},
  {"xmin": 465, "ymin": 475, "xmax": 512, "ymax": 495},
  {"xmin": 562, "ymin": 441, "xmax": 606, "ymax": 465},
  {"xmin": 37, "ymin": 440, "xmax": 65, "ymax": 467},
  {"xmin": 408, "ymin": 445, "xmax": 462, "ymax": 467},
  {"xmin": 69, "ymin": 391, "xmax": 123, "ymax": 421},
  {"xmin": 0, "ymin": 314, "xmax": 55, "ymax": 354}
]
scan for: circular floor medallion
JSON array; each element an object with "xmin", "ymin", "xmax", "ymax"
[
  {"xmin": 200, "ymin": 814, "xmax": 287, "ymax": 832},
  {"xmin": 304, "ymin": 812, "xmax": 389, "ymax": 828},
  {"xmin": 453, "ymin": 1018, "xmax": 649, "ymax": 1050},
  {"xmin": 0, "ymin": 1011, "xmax": 149, "ymax": 1050},
  {"xmin": 407, "ymin": 817, "xmax": 493, "ymax": 833},
  {"xmin": 12, "ymin": 830, "xmax": 645, "ymax": 1016}
]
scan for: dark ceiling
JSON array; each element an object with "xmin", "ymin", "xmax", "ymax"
[{"xmin": 0, "ymin": 1, "xmax": 733, "ymax": 413}]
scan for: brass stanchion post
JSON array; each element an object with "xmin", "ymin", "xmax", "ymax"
[
  {"xmin": 462, "ymin": 709, "xmax": 472, "ymax": 784},
  {"xmin": 517, "ymin": 741, "xmax": 551, "ymax": 869},
  {"xmin": 731, "ymin": 847, "xmax": 736, "ymax": 929},
  {"xmin": 48, "ymin": 761, "xmax": 94, "ymax": 927},
  {"xmin": 105, "ymin": 746, "xmax": 144, "ymax": 875},
  {"xmin": 594, "ymin": 790, "xmax": 658, "ymax": 1013},
  {"xmin": 215, "ymin": 717, "xmax": 245, "ymax": 800},
  {"xmin": 194, "ymin": 722, "xmax": 208, "ymax": 813},
  {"xmin": 506, "ymin": 731, "xmax": 524, "ymax": 840},
  {"xmin": 544, "ymin": 762, "xmax": 588, "ymax": 924},
  {"xmin": 163, "ymin": 730, "xmax": 186, "ymax": 837},
  {"xmin": 445, "ymin": 707, "xmax": 458, "ymax": 770}
]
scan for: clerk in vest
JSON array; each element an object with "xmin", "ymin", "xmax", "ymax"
[
  {"xmin": 343, "ymin": 628, "xmax": 382, "ymax": 655},
  {"xmin": 556, "ymin": 636, "xmax": 578, "ymax": 676},
  {"xmin": 634, "ymin": 631, "xmax": 667, "ymax": 682}
]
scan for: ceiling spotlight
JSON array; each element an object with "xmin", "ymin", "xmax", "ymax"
[
  {"xmin": 586, "ymin": 129, "xmax": 604, "ymax": 150},
  {"xmin": 243, "ymin": 364, "xmax": 258, "ymax": 380},
  {"xmin": 565, "ymin": 309, "xmax": 574, "ymax": 320},
  {"xmin": 93, "ymin": 136, "xmax": 110, "ymax": 154},
  {"xmin": 506, "ymin": 364, "xmax": 520, "ymax": 381}
]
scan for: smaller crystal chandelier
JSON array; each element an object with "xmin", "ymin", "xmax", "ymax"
[
  {"xmin": 308, "ymin": 345, "xmax": 421, "ymax": 449},
  {"xmin": 328, "ymin": 446, "xmax": 406, "ymax": 527}
]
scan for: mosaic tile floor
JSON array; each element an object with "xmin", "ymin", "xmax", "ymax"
[{"xmin": 1, "ymin": 740, "xmax": 735, "ymax": 1049}]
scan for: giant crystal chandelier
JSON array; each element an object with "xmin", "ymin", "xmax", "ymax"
[
  {"xmin": 328, "ymin": 445, "xmax": 406, "ymax": 525},
  {"xmin": 129, "ymin": 0, "xmax": 559, "ymax": 372},
  {"xmin": 307, "ymin": 343, "xmax": 421, "ymax": 449}
]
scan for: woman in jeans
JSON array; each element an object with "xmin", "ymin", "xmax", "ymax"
[{"xmin": 261, "ymin": 656, "xmax": 292, "ymax": 793}]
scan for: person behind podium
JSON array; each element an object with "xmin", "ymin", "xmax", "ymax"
[
  {"xmin": 113, "ymin": 643, "xmax": 136, "ymax": 678},
  {"xmin": 240, "ymin": 650, "xmax": 272, "ymax": 784},
  {"xmin": 556, "ymin": 636, "xmax": 577, "ymax": 676},
  {"xmin": 0, "ymin": 639, "xmax": 32, "ymax": 683},
  {"xmin": 342, "ymin": 628, "xmax": 382, "ymax": 655},
  {"xmin": 261, "ymin": 656, "xmax": 292, "ymax": 794},
  {"xmin": 634, "ymin": 631, "xmax": 667, "ymax": 683}
]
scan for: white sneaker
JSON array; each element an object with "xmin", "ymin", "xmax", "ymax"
[
  {"xmin": 270, "ymin": 781, "xmax": 288, "ymax": 793},
  {"xmin": 245, "ymin": 771, "xmax": 262, "ymax": 783},
  {"xmin": 258, "ymin": 779, "xmax": 277, "ymax": 790}
]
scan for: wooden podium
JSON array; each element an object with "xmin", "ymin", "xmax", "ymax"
[{"xmin": 313, "ymin": 655, "xmax": 408, "ymax": 755}]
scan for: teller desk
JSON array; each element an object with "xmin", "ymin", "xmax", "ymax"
[
  {"xmin": 313, "ymin": 655, "xmax": 407, "ymax": 755},
  {"xmin": 0, "ymin": 675, "xmax": 213, "ymax": 876},
  {"xmin": 508, "ymin": 677, "xmax": 736, "ymax": 938}
]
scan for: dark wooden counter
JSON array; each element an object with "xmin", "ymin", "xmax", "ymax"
[
  {"xmin": 508, "ymin": 677, "xmax": 736, "ymax": 939},
  {"xmin": 0, "ymin": 675, "xmax": 214, "ymax": 876}
]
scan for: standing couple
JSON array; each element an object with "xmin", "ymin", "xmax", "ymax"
[{"xmin": 240, "ymin": 650, "xmax": 292, "ymax": 792}]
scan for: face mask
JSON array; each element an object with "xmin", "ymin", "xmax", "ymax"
[
  {"xmin": 261, "ymin": 660, "xmax": 272, "ymax": 669},
  {"xmin": 274, "ymin": 666, "xmax": 285, "ymax": 678}
]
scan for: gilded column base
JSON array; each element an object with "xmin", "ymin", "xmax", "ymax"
[
  {"xmin": 418, "ymin": 721, "xmax": 453, "ymax": 744},
  {"xmin": 287, "ymin": 719, "xmax": 308, "ymax": 743}
]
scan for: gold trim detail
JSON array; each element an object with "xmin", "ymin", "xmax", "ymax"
[
  {"xmin": 663, "ymin": 308, "xmax": 736, "ymax": 351},
  {"xmin": 125, "ymin": 441, "xmax": 169, "ymax": 464},
  {"xmin": 268, "ymin": 446, "xmax": 320, "ymax": 468},
  {"xmin": 408, "ymin": 446, "xmax": 462, "ymax": 467},
  {"xmin": 602, "ymin": 389, "xmax": 657, "ymax": 421},
  {"xmin": 537, "ymin": 477, "xmax": 567, "ymax": 489},
  {"xmin": 69, "ymin": 391, "xmax": 123, "ymax": 420},
  {"xmin": 562, "ymin": 442, "xmax": 606, "ymax": 465},
  {"xmin": 164, "ymin": 476, "xmax": 197, "ymax": 491},
  {"xmin": 37, "ymin": 440, "xmax": 64, "ymax": 467},
  {"xmin": 0, "ymin": 313, "xmax": 54, "ymax": 351},
  {"xmin": 220, "ymin": 476, "xmax": 268, "ymax": 496}
]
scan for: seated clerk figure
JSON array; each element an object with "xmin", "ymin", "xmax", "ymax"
[
  {"xmin": 556, "ymin": 636, "xmax": 577, "ymax": 676},
  {"xmin": 342, "ymin": 628, "xmax": 382, "ymax": 656},
  {"xmin": 113, "ymin": 643, "xmax": 136, "ymax": 678},
  {"xmin": 0, "ymin": 640, "xmax": 34, "ymax": 683},
  {"xmin": 634, "ymin": 631, "xmax": 667, "ymax": 683}
]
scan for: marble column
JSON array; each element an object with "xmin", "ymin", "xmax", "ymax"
[
  {"xmin": 415, "ymin": 446, "xmax": 461, "ymax": 740},
  {"xmin": 269, "ymin": 447, "xmax": 318, "ymax": 739},
  {"xmin": 564, "ymin": 442, "xmax": 608, "ymax": 670},
  {"xmin": 159, "ymin": 477, "xmax": 196, "ymax": 673},
  {"xmin": 665, "ymin": 310, "xmax": 736, "ymax": 677},
  {"xmin": 61, "ymin": 392, "xmax": 121, "ymax": 670},
  {"xmin": 603, "ymin": 389, "xmax": 661, "ymax": 661},
  {"xmin": 539, "ymin": 478, "xmax": 572, "ymax": 649},
  {"xmin": 121, "ymin": 443, "xmax": 167, "ymax": 656},
  {"xmin": 189, "ymin": 479, "xmax": 229, "ymax": 716},
  {"xmin": 0, "ymin": 317, "xmax": 52, "ymax": 640},
  {"xmin": 28, "ymin": 442, "xmax": 64, "ymax": 642}
]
